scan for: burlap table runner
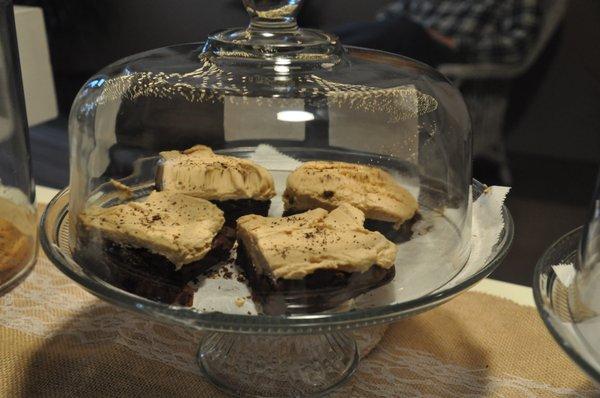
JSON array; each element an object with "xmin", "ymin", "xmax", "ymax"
[{"xmin": 1, "ymin": 253, "xmax": 598, "ymax": 397}]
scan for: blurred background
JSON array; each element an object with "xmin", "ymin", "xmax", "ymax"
[{"xmin": 13, "ymin": 0, "xmax": 600, "ymax": 286}]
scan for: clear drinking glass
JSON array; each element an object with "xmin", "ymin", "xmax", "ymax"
[
  {"xmin": 532, "ymin": 171, "xmax": 600, "ymax": 384},
  {"xmin": 573, "ymin": 169, "xmax": 600, "ymax": 319},
  {"xmin": 0, "ymin": 0, "xmax": 37, "ymax": 293}
]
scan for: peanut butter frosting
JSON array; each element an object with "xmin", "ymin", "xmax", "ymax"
[
  {"xmin": 157, "ymin": 145, "xmax": 275, "ymax": 201},
  {"xmin": 237, "ymin": 203, "xmax": 398, "ymax": 280},
  {"xmin": 283, "ymin": 161, "xmax": 418, "ymax": 226},
  {"xmin": 79, "ymin": 191, "xmax": 224, "ymax": 269}
]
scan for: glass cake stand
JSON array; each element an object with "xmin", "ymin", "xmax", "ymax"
[
  {"xmin": 534, "ymin": 230, "xmax": 600, "ymax": 384},
  {"xmin": 41, "ymin": 176, "xmax": 513, "ymax": 397}
]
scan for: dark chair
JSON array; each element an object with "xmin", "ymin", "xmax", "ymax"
[{"xmin": 438, "ymin": 0, "xmax": 568, "ymax": 184}]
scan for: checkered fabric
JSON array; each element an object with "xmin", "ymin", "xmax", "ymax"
[{"xmin": 378, "ymin": 0, "xmax": 541, "ymax": 64}]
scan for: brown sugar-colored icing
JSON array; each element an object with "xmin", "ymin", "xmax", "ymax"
[
  {"xmin": 283, "ymin": 161, "xmax": 418, "ymax": 226},
  {"xmin": 237, "ymin": 203, "xmax": 397, "ymax": 280}
]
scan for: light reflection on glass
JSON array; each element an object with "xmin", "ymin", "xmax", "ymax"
[{"xmin": 277, "ymin": 110, "xmax": 315, "ymax": 122}]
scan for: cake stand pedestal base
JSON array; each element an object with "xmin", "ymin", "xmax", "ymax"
[{"xmin": 198, "ymin": 331, "xmax": 359, "ymax": 397}]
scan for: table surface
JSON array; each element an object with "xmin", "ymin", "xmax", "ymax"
[
  {"xmin": 35, "ymin": 185, "xmax": 535, "ymax": 308},
  {"xmin": 19, "ymin": 186, "xmax": 597, "ymax": 398}
]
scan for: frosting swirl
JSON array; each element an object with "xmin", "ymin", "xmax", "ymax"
[{"xmin": 157, "ymin": 145, "xmax": 275, "ymax": 201}]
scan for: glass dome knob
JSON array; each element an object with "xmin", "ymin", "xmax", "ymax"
[
  {"xmin": 242, "ymin": 0, "xmax": 303, "ymax": 29},
  {"xmin": 204, "ymin": 0, "xmax": 341, "ymax": 62}
]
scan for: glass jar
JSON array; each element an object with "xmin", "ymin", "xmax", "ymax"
[{"xmin": 0, "ymin": 0, "xmax": 37, "ymax": 293}]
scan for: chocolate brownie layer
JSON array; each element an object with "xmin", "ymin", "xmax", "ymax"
[
  {"xmin": 363, "ymin": 212, "xmax": 422, "ymax": 243},
  {"xmin": 212, "ymin": 199, "xmax": 271, "ymax": 226},
  {"xmin": 75, "ymin": 226, "xmax": 235, "ymax": 306}
]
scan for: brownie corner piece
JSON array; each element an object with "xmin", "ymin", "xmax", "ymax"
[{"xmin": 74, "ymin": 223, "xmax": 235, "ymax": 307}]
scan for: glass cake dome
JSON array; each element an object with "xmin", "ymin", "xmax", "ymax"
[
  {"xmin": 37, "ymin": 2, "xmax": 511, "ymax": 395},
  {"xmin": 64, "ymin": 0, "xmax": 473, "ymax": 315}
]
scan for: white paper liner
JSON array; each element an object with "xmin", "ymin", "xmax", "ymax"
[
  {"xmin": 553, "ymin": 263, "xmax": 577, "ymax": 287},
  {"xmin": 191, "ymin": 145, "xmax": 510, "ymax": 315}
]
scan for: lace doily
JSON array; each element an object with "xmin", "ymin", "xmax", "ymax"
[{"xmin": 1, "ymin": 257, "xmax": 596, "ymax": 396}]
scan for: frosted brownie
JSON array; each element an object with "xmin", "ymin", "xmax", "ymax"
[
  {"xmin": 236, "ymin": 203, "xmax": 397, "ymax": 314},
  {"xmin": 76, "ymin": 191, "xmax": 233, "ymax": 305},
  {"xmin": 283, "ymin": 161, "xmax": 419, "ymax": 241},
  {"xmin": 157, "ymin": 145, "xmax": 275, "ymax": 225}
]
